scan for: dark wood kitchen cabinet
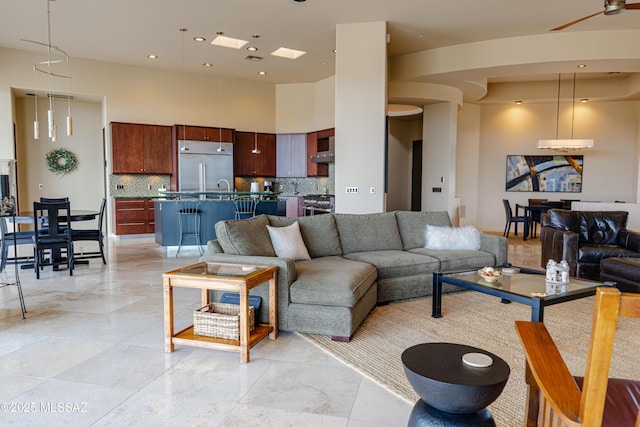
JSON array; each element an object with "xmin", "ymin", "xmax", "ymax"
[
  {"xmin": 234, "ymin": 131, "xmax": 276, "ymax": 177},
  {"xmin": 114, "ymin": 198, "xmax": 155, "ymax": 235},
  {"xmin": 176, "ymin": 125, "xmax": 233, "ymax": 142},
  {"xmin": 111, "ymin": 122, "xmax": 172, "ymax": 174},
  {"xmin": 306, "ymin": 128, "xmax": 333, "ymax": 177}
]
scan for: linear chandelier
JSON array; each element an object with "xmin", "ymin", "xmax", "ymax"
[
  {"xmin": 23, "ymin": 0, "xmax": 73, "ymax": 141},
  {"xmin": 538, "ymin": 73, "xmax": 593, "ymax": 151}
]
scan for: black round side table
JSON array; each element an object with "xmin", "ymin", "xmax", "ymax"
[{"xmin": 402, "ymin": 342, "xmax": 510, "ymax": 427}]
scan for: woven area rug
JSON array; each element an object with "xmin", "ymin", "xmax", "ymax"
[{"xmin": 300, "ymin": 290, "xmax": 640, "ymax": 426}]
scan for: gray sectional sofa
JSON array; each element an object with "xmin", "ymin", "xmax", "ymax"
[{"xmin": 201, "ymin": 211, "xmax": 508, "ymax": 341}]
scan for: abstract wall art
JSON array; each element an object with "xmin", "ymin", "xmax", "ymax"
[{"xmin": 506, "ymin": 155, "xmax": 583, "ymax": 193}]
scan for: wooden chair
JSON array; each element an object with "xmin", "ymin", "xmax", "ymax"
[{"xmin": 515, "ymin": 287, "xmax": 640, "ymax": 427}]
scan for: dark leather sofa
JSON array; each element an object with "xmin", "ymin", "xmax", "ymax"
[{"xmin": 540, "ymin": 209, "xmax": 640, "ymax": 280}]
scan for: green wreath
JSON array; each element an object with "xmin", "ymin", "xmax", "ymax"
[{"xmin": 46, "ymin": 148, "xmax": 78, "ymax": 175}]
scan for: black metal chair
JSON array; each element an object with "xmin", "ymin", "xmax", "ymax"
[
  {"xmin": 40, "ymin": 197, "xmax": 69, "ymax": 203},
  {"xmin": 0, "ymin": 216, "xmax": 34, "ymax": 272},
  {"xmin": 502, "ymin": 199, "xmax": 528, "ymax": 238},
  {"xmin": 32, "ymin": 201, "xmax": 74, "ymax": 279},
  {"xmin": 71, "ymin": 198, "xmax": 107, "ymax": 264}
]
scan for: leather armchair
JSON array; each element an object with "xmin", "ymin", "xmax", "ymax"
[{"xmin": 540, "ymin": 209, "xmax": 640, "ymax": 280}]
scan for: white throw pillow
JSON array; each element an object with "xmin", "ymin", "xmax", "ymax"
[
  {"xmin": 266, "ymin": 222, "xmax": 311, "ymax": 261},
  {"xmin": 425, "ymin": 224, "xmax": 481, "ymax": 250}
]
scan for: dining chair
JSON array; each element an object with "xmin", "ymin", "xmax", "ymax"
[
  {"xmin": 233, "ymin": 196, "xmax": 259, "ymax": 220},
  {"xmin": 39, "ymin": 197, "xmax": 70, "ymax": 233},
  {"xmin": 32, "ymin": 200, "xmax": 74, "ymax": 279},
  {"xmin": 515, "ymin": 287, "xmax": 640, "ymax": 427},
  {"xmin": 40, "ymin": 197, "xmax": 69, "ymax": 203},
  {"xmin": 502, "ymin": 199, "xmax": 528, "ymax": 238},
  {"xmin": 71, "ymin": 198, "xmax": 107, "ymax": 264},
  {"xmin": 0, "ymin": 216, "xmax": 34, "ymax": 272}
]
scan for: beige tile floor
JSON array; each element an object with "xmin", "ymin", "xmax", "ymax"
[{"xmin": 0, "ymin": 233, "xmax": 539, "ymax": 426}]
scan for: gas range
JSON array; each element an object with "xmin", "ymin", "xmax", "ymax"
[{"xmin": 302, "ymin": 194, "xmax": 335, "ymax": 215}]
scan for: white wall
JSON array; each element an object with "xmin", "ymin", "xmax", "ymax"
[
  {"xmin": 0, "ymin": 47, "xmax": 277, "ymax": 158},
  {"xmin": 15, "ymin": 98, "xmax": 105, "ymax": 215},
  {"xmin": 422, "ymin": 102, "xmax": 459, "ymax": 222},
  {"xmin": 456, "ymin": 103, "xmax": 481, "ymax": 226},
  {"xmin": 275, "ymin": 75, "xmax": 336, "ymax": 134},
  {"xmin": 387, "ymin": 117, "xmax": 422, "ymax": 211},
  {"xmin": 474, "ymin": 99, "xmax": 640, "ymax": 232}
]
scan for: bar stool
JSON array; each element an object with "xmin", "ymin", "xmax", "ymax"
[
  {"xmin": 176, "ymin": 197, "xmax": 202, "ymax": 256},
  {"xmin": 233, "ymin": 196, "xmax": 259, "ymax": 220}
]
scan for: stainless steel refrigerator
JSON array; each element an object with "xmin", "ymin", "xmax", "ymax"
[{"xmin": 178, "ymin": 140, "xmax": 234, "ymax": 195}]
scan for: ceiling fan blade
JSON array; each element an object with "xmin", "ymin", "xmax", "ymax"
[
  {"xmin": 550, "ymin": 10, "xmax": 604, "ymax": 31},
  {"xmin": 625, "ymin": 3, "xmax": 640, "ymax": 9}
]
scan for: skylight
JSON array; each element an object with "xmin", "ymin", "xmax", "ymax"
[
  {"xmin": 211, "ymin": 35, "xmax": 249, "ymax": 49},
  {"xmin": 271, "ymin": 47, "xmax": 306, "ymax": 59}
]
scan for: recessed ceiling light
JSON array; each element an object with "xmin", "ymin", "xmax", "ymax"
[
  {"xmin": 515, "ymin": 100, "xmax": 523, "ymax": 105},
  {"xmin": 580, "ymin": 98, "xmax": 589, "ymax": 103},
  {"xmin": 332, "ymin": 48, "xmax": 336, "ymax": 53},
  {"xmin": 211, "ymin": 34, "xmax": 248, "ymax": 49},
  {"xmin": 147, "ymin": 54, "xmax": 158, "ymax": 59},
  {"xmin": 271, "ymin": 47, "xmax": 306, "ymax": 59},
  {"xmin": 194, "ymin": 37, "xmax": 206, "ymax": 42},
  {"xmin": 247, "ymin": 46, "xmax": 258, "ymax": 52},
  {"xmin": 259, "ymin": 71, "xmax": 267, "ymax": 75},
  {"xmin": 203, "ymin": 63, "xmax": 213, "ymax": 68},
  {"xmin": 245, "ymin": 55, "xmax": 263, "ymax": 61},
  {"xmin": 252, "ymin": 35, "xmax": 261, "ymax": 39},
  {"xmin": 577, "ymin": 64, "xmax": 587, "ymax": 68}
]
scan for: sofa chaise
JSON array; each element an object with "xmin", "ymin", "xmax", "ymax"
[{"xmin": 201, "ymin": 211, "xmax": 508, "ymax": 340}]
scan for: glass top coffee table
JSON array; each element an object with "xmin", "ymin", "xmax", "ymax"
[{"xmin": 433, "ymin": 267, "xmax": 605, "ymax": 322}]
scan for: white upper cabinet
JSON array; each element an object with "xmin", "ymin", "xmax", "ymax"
[{"xmin": 276, "ymin": 133, "xmax": 307, "ymax": 177}]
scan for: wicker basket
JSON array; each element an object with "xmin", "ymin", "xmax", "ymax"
[{"xmin": 193, "ymin": 302, "xmax": 255, "ymax": 340}]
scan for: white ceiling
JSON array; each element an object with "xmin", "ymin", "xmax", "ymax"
[{"xmin": 1, "ymin": 0, "xmax": 639, "ymax": 86}]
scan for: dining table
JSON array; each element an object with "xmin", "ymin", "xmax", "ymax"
[
  {"xmin": 517, "ymin": 204, "xmax": 541, "ymax": 241},
  {"xmin": 518, "ymin": 202, "xmax": 570, "ymax": 240},
  {"xmin": 9, "ymin": 209, "xmax": 99, "ymax": 269}
]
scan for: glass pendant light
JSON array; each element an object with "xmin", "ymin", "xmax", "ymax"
[{"xmin": 538, "ymin": 73, "xmax": 594, "ymax": 151}]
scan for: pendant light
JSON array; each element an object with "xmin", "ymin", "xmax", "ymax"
[
  {"xmin": 252, "ymin": 82, "xmax": 261, "ymax": 154},
  {"xmin": 179, "ymin": 28, "xmax": 188, "ymax": 151},
  {"xmin": 23, "ymin": 0, "xmax": 73, "ymax": 142},
  {"xmin": 538, "ymin": 73, "xmax": 594, "ymax": 151},
  {"xmin": 33, "ymin": 71, "xmax": 40, "ymax": 140},
  {"xmin": 216, "ymin": 47, "xmax": 225, "ymax": 152}
]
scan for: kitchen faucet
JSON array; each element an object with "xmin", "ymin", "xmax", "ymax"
[{"xmin": 217, "ymin": 179, "xmax": 231, "ymax": 199}]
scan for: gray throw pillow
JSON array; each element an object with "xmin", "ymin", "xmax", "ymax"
[{"xmin": 215, "ymin": 215, "xmax": 275, "ymax": 256}]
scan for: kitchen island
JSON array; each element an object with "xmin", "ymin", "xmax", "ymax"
[{"xmin": 154, "ymin": 192, "xmax": 285, "ymax": 247}]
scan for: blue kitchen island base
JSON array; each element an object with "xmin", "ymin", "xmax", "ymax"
[{"xmin": 154, "ymin": 198, "xmax": 285, "ymax": 247}]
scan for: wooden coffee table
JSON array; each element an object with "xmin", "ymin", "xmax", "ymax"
[
  {"xmin": 433, "ymin": 268, "xmax": 603, "ymax": 322},
  {"xmin": 163, "ymin": 262, "xmax": 277, "ymax": 363}
]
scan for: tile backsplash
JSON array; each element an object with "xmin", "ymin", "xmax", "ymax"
[
  {"xmin": 110, "ymin": 163, "xmax": 335, "ymax": 197},
  {"xmin": 110, "ymin": 174, "xmax": 170, "ymax": 197},
  {"xmin": 235, "ymin": 164, "xmax": 335, "ymax": 195}
]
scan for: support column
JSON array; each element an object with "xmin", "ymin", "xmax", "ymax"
[
  {"xmin": 422, "ymin": 102, "xmax": 460, "ymax": 223},
  {"xmin": 334, "ymin": 21, "xmax": 387, "ymax": 214}
]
